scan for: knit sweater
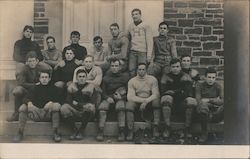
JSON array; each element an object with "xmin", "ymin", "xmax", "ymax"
[
  {"xmin": 53, "ymin": 60, "xmax": 78, "ymax": 83},
  {"xmin": 127, "ymin": 74, "xmax": 159, "ymax": 103},
  {"xmin": 88, "ymin": 46, "xmax": 108, "ymax": 64},
  {"xmin": 23, "ymin": 83, "xmax": 60, "ymax": 108},
  {"xmin": 126, "ymin": 22, "xmax": 153, "ymax": 59},
  {"xmin": 42, "ymin": 48, "xmax": 62, "ymax": 67},
  {"xmin": 13, "ymin": 37, "xmax": 43, "ymax": 63},
  {"xmin": 72, "ymin": 65, "xmax": 102, "ymax": 86},
  {"xmin": 102, "ymin": 71, "xmax": 130, "ymax": 99},
  {"xmin": 107, "ymin": 32, "xmax": 129, "ymax": 60},
  {"xmin": 63, "ymin": 44, "xmax": 87, "ymax": 60}
]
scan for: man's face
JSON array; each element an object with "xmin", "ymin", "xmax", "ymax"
[
  {"xmin": 132, "ymin": 11, "xmax": 141, "ymax": 22},
  {"xmin": 77, "ymin": 72, "xmax": 87, "ymax": 85},
  {"xmin": 181, "ymin": 56, "xmax": 191, "ymax": 69},
  {"xmin": 159, "ymin": 24, "xmax": 169, "ymax": 36},
  {"xmin": 46, "ymin": 38, "xmax": 55, "ymax": 50},
  {"xmin": 71, "ymin": 34, "xmax": 80, "ymax": 44},
  {"xmin": 110, "ymin": 61, "xmax": 120, "ymax": 74},
  {"xmin": 23, "ymin": 29, "xmax": 33, "ymax": 39},
  {"xmin": 205, "ymin": 73, "xmax": 217, "ymax": 85},
  {"xmin": 84, "ymin": 57, "xmax": 94, "ymax": 70},
  {"xmin": 65, "ymin": 50, "xmax": 75, "ymax": 61},
  {"xmin": 93, "ymin": 39, "xmax": 103, "ymax": 50},
  {"xmin": 110, "ymin": 26, "xmax": 119, "ymax": 37},
  {"xmin": 170, "ymin": 62, "xmax": 181, "ymax": 75},
  {"xmin": 137, "ymin": 64, "xmax": 147, "ymax": 77},
  {"xmin": 39, "ymin": 73, "xmax": 51, "ymax": 85},
  {"xmin": 27, "ymin": 57, "xmax": 39, "ymax": 68}
]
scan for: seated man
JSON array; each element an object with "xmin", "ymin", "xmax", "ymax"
[
  {"xmin": 160, "ymin": 58, "xmax": 197, "ymax": 138},
  {"xmin": 148, "ymin": 21, "xmax": 177, "ymax": 79},
  {"xmin": 126, "ymin": 63, "xmax": 161, "ymax": 140},
  {"xmin": 8, "ymin": 51, "xmax": 41, "ymax": 121},
  {"xmin": 13, "ymin": 70, "xmax": 61, "ymax": 143},
  {"xmin": 42, "ymin": 36, "xmax": 62, "ymax": 68},
  {"xmin": 62, "ymin": 31, "xmax": 87, "ymax": 66},
  {"xmin": 60, "ymin": 69, "xmax": 96, "ymax": 140},
  {"xmin": 96, "ymin": 59, "xmax": 130, "ymax": 141},
  {"xmin": 196, "ymin": 67, "xmax": 224, "ymax": 143}
]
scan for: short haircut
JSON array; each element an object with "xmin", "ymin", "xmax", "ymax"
[
  {"xmin": 70, "ymin": 31, "xmax": 80, "ymax": 37},
  {"xmin": 170, "ymin": 58, "xmax": 181, "ymax": 66},
  {"xmin": 159, "ymin": 21, "xmax": 169, "ymax": 28},
  {"xmin": 110, "ymin": 23, "xmax": 119, "ymax": 29},
  {"xmin": 137, "ymin": 62, "xmax": 147, "ymax": 69},
  {"xmin": 46, "ymin": 36, "xmax": 55, "ymax": 42},
  {"xmin": 132, "ymin": 8, "xmax": 141, "ymax": 15},
  {"xmin": 64, "ymin": 46, "xmax": 75, "ymax": 54},
  {"xmin": 26, "ymin": 51, "xmax": 38, "ymax": 60},
  {"xmin": 84, "ymin": 55, "xmax": 94, "ymax": 61},
  {"xmin": 110, "ymin": 59, "xmax": 121, "ymax": 65},
  {"xmin": 180, "ymin": 54, "xmax": 191, "ymax": 60},
  {"xmin": 23, "ymin": 25, "xmax": 34, "ymax": 32},
  {"xmin": 76, "ymin": 69, "xmax": 87, "ymax": 76},
  {"xmin": 39, "ymin": 70, "xmax": 52, "ymax": 78},
  {"xmin": 205, "ymin": 67, "xmax": 217, "ymax": 76},
  {"xmin": 93, "ymin": 36, "xmax": 103, "ymax": 42}
]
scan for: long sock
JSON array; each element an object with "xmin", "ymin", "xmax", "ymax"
[
  {"xmin": 18, "ymin": 111, "xmax": 28, "ymax": 132},
  {"xmin": 185, "ymin": 108, "xmax": 193, "ymax": 128},
  {"xmin": 117, "ymin": 111, "xmax": 125, "ymax": 128},
  {"xmin": 52, "ymin": 111, "xmax": 60, "ymax": 129},
  {"xmin": 200, "ymin": 113, "xmax": 208, "ymax": 133},
  {"xmin": 126, "ymin": 111, "xmax": 134, "ymax": 130},
  {"xmin": 99, "ymin": 111, "xmax": 107, "ymax": 128}
]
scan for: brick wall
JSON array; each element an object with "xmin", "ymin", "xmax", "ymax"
[
  {"xmin": 33, "ymin": 0, "xmax": 48, "ymax": 50},
  {"xmin": 164, "ymin": 0, "xmax": 224, "ymax": 78}
]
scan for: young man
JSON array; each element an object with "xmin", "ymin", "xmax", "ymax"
[
  {"xmin": 42, "ymin": 36, "xmax": 62, "ymax": 68},
  {"xmin": 195, "ymin": 67, "xmax": 224, "ymax": 143},
  {"xmin": 148, "ymin": 21, "xmax": 177, "ymax": 79},
  {"xmin": 96, "ymin": 59, "xmax": 130, "ymax": 141},
  {"xmin": 160, "ymin": 58, "xmax": 197, "ymax": 138},
  {"xmin": 7, "ymin": 51, "xmax": 41, "ymax": 121},
  {"xmin": 107, "ymin": 23, "xmax": 129, "ymax": 72},
  {"xmin": 13, "ymin": 71, "xmax": 61, "ymax": 142},
  {"xmin": 126, "ymin": 8, "xmax": 153, "ymax": 77},
  {"xmin": 63, "ymin": 31, "xmax": 87, "ymax": 65},
  {"xmin": 13, "ymin": 25, "xmax": 51, "ymax": 80},
  {"xmin": 60, "ymin": 69, "xmax": 96, "ymax": 140},
  {"xmin": 126, "ymin": 63, "xmax": 161, "ymax": 140}
]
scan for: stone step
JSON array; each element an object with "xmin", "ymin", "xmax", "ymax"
[{"xmin": 0, "ymin": 121, "xmax": 223, "ymax": 136}]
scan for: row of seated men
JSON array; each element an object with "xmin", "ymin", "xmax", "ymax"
[{"xmin": 10, "ymin": 50, "xmax": 223, "ymax": 144}]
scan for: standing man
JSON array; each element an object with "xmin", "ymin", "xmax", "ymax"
[
  {"xmin": 148, "ymin": 21, "xmax": 177, "ymax": 79},
  {"xmin": 63, "ymin": 31, "xmax": 87, "ymax": 65},
  {"xmin": 42, "ymin": 36, "xmax": 62, "ymax": 68},
  {"xmin": 126, "ymin": 63, "xmax": 161, "ymax": 140},
  {"xmin": 96, "ymin": 59, "xmax": 130, "ymax": 142},
  {"xmin": 126, "ymin": 8, "xmax": 153, "ymax": 77}
]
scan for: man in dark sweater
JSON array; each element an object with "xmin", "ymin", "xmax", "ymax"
[
  {"xmin": 13, "ymin": 70, "xmax": 61, "ymax": 142},
  {"xmin": 7, "ymin": 52, "xmax": 41, "ymax": 121},
  {"xmin": 62, "ymin": 31, "xmax": 87, "ymax": 66},
  {"xmin": 160, "ymin": 58, "xmax": 197, "ymax": 139},
  {"xmin": 96, "ymin": 59, "xmax": 130, "ymax": 142},
  {"xmin": 13, "ymin": 25, "xmax": 51, "ymax": 77},
  {"xmin": 195, "ymin": 67, "xmax": 224, "ymax": 143},
  {"xmin": 60, "ymin": 69, "xmax": 96, "ymax": 140}
]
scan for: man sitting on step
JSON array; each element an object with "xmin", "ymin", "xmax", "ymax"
[
  {"xmin": 13, "ymin": 70, "xmax": 62, "ymax": 142},
  {"xmin": 60, "ymin": 69, "xmax": 96, "ymax": 140}
]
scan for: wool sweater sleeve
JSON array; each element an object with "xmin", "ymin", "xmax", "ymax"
[
  {"xmin": 209, "ymin": 83, "xmax": 224, "ymax": 105},
  {"xmin": 145, "ymin": 25, "xmax": 153, "ymax": 60},
  {"xmin": 146, "ymin": 77, "xmax": 160, "ymax": 102},
  {"xmin": 109, "ymin": 37, "xmax": 129, "ymax": 60}
]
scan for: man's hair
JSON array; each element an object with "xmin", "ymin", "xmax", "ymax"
[
  {"xmin": 84, "ymin": 55, "xmax": 94, "ymax": 61},
  {"xmin": 205, "ymin": 67, "xmax": 217, "ymax": 76},
  {"xmin": 39, "ymin": 70, "xmax": 52, "ymax": 78},
  {"xmin": 110, "ymin": 23, "xmax": 119, "ymax": 29},
  {"xmin": 46, "ymin": 36, "xmax": 55, "ymax": 42},
  {"xmin": 170, "ymin": 58, "xmax": 181, "ymax": 66},
  {"xmin": 137, "ymin": 62, "xmax": 148, "ymax": 69},
  {"xmin": 70, "ymin": 31, "xmax": 80, "ymax": 37},
  {"xmin": 76, "ymin": 69, "xmax": 87, "ymax": 76},
  {"xmin": 23, "ymin": 25, "xmax": 34, "ymax": 32},
  {"xmin": 180, "ymin": 54, "xmax": 191, "ymax": 60},
  {"xmin": 131, "ymin": 8, "xmax": 141, "ymax": 15},
  {"xmin": 93, "ymin": 36, "xmax": 103, "ymax": 43},
  {"xmin": 159, "ymin": 21, "xmax": 169, "ymax": 28},
  {"xmin": 26, "ymin": 51, "xmax": 38, "ymax": 60},
  {"xmin": 110, "ymin": 59, "xmax": 121, "ymax": 65},
  {"xmin": 64, "ymin": 46, "xmax": 75, "ymax": 54}
]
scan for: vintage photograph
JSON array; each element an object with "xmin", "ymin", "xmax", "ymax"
[{"xmin": 0, "ymin": 0, "xmax": 249, "ymax": 158}]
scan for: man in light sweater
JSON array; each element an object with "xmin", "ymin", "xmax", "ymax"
[
  {"xmin": 126, "ymin": 63, "xmax": 161, "ymax": 140},
  {"xmin": 126, "ymin": 8, "xmax": 153, "ymax": 77}
]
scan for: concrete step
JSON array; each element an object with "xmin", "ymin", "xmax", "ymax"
[{"xmin": 0, "ymin": 121, "xmax": 223, "ymax": 136}]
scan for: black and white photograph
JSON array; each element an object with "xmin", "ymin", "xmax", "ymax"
[{"xmin": 0, "ymin": 0, "xmax": 249, "ymax": 158}]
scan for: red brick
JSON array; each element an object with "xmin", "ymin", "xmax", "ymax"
[
  {"xmin": 188, "ymin": 13, "xmax": 204, "ymax": 18},
  {"xmin": 165, "ymin": 20, "xmax": 177, "ymax": 26},
  {"xmin": 203, "ymin": 27, "xmax": 212, "ymax": 35},
  {"xmin": 165, "ymin": 14, "xmax": 186, "ymax": 19},
  {"xmin": 195, "ymin": 19, "xmax": 222, "ymax": 26},
  {"xmin": 213, "ymin": 30, "xmax": 224, "ymax": 35},
  {"xmin": 184, "ymin": 28, "xmax": 202, "ymax": 34},
  {"xmin": 203, "ymin": 42, "xmax": 221, "ymax": 50},
  {"xmin": 193, "ymin": 51, "xmax": 212, "ymax": 56},
  {"xmin": 168, "ymin": 27, "xmax": 183, "ymax": 34},
  {"xmin": 183, "ymin": 41, "xmax": 201, "ymax": 47},
  {"xmin": 216, "ymin": 51, "xmax": 224, "ymax": 56},
  {"xmin": 176, "ymin": 35, "xmax": 187, "ymax": 40},
  {"xmin": 189, "ymin": 2, "xmax": 206, "ymax": 8},
  {"xmin": 201, "ymin": 36, "xmax": 217, "ymax": 41},
  {"xmin": 178, "ymin": 19, "xmax": 193, "ymax": 27},
  {"xmin": 189, "ymin": 36, "xmax": 200, "ymax": 40},
  {"xmin": 177, "ymin": 47, "xmax": 192, "ymax": 56},
  {"xmin": 200, "ymin": 58, "xmax": 219, "ymax": 65}
]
